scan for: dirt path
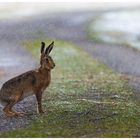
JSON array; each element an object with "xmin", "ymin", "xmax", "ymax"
[{"xmin": 0, "ymin": 10, "xmax": 140, "ymax": 132}]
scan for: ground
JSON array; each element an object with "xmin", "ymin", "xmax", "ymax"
[
  {"xmin": 0, "ymin": 10, "xmax": 140, "ymax": 137},
  {"xmin": 0, "ymin": 39, "xmax": 140, "ymax": 137}
]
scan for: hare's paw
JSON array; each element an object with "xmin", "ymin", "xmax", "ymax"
[
  {"xmin": 5, "ymin": 112, "xmax": 16, "ymax": 117},
  {"xmin": 15, "ymin": 112, "xmax": 26, "ymax": 117},
  {"xmin": 39, "ymin": 110, "xmax": 45, "ymax": 114}
]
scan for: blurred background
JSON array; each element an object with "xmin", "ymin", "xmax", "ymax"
[
  {"xmin": 0, "ymin": 3, "xmax": 140, "ymax": 19},
  {"xmin": 0, "ymin": 2, "xmax": 140, "ymax": 91}
]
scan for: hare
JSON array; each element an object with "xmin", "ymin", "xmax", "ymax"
[{"xmin": 0, "ymin": 41, "xmax": 55, "ymax": 117}]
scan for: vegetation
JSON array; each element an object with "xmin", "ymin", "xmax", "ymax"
[{"xmin": 0, "ymin": 39, "xmax": 140, "ymax": 137}]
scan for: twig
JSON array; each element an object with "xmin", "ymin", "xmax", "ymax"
[{"xmin": 90, "ymin": 112, "xmax": 118, "ymax": 122}]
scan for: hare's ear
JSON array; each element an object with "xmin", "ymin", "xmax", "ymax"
[
  {"xmin": 45, "ymin": 41, "xmax": 54, "ymax": 55},
  {"xmin": 41, "ymin": 42, "xmax": 45, "ymax": 54}
]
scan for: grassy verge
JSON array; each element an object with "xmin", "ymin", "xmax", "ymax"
[{"xmin": 0, "ymin": 39, "xmax": 140, "ymax": 137}]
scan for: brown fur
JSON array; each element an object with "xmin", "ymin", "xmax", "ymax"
[{"xmin": 0, "ymin": 41, "xmax": 55, "ymax": 117}]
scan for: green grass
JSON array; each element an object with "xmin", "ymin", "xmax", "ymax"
[{"xmin": 0, "ymin": 39, "xmax": 140, "ymax": 137}]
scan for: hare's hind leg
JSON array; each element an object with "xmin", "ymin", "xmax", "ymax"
[
  {"xmin": 3, "ymin": 92, "xmax": 25, "ymax": 117},
  {"xmin": 11, "ymin": 92, "xmax": 26, "ymax": 117},
  {"xmin": 3, "ymin": 101, "xmax": 17, "ymax": 117}
]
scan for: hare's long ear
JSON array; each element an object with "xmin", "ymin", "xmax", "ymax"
[
  {"xmin": 41, "ymin": 42, "xmax": 45, "ymax": 54},
  {"xmin": 45, "ymin": 41, "xmax": 54, "ymax": 55}
]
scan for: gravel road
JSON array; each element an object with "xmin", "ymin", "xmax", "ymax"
[{"xmin": 0, "ymin": 10, "xmax": 140, "ymax": 132}]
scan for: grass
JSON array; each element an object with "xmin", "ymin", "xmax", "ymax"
[{"xmin": 0, "ymin": 39, "xmax": 140, "ymax": 137}]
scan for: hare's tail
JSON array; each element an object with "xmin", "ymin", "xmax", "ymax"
[
  {"xmin": 0, "ymin": 98, "xmax": 6, "ymax": 107},
  {"xmin": 0, "ymin": 91, "xmax": 5, "ymax": 107},
  {"xmin": 0, "ymin": 100, "xmax": 4, "ymax": 107}
]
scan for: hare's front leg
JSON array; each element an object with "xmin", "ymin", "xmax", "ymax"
[{"xmin": 35, "ymin": 92, "xmax": 44, "ymax": 114}]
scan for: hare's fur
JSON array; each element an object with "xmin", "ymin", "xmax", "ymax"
[{"xmin": 0, "ymin": 41, "xmax": 55, "ymax": 117}]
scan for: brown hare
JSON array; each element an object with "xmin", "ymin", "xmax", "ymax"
[{"xmin": 0, "ymin": 41, "xmax": 55, "ymax": 117}]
